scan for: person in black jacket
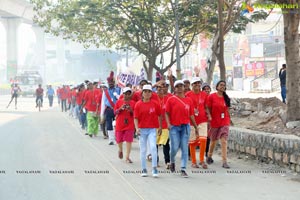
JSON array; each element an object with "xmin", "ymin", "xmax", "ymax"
[{"xmin": 279, "ymin": 64, "xmax": 287, "ymax": 103}]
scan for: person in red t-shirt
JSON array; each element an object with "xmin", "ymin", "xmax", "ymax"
[
  {"xmin": 35, "ymin": 84, "xmax": 44, "ymax": 108},
  {"xmin": 76, "ymin": 84, "xmax": 86, "ymax": 130},
  {"xmin": 206, "ymin": 80, "xmax": 231, "ymax": 169},
  {"xmin": 81, "ymin": 82, "xmax": 102, "ymax": 137},
  {"xmin": 59, "ymin": 85, "xmax": 68, "ymax": 112},
  {"xmin": 131, "ymin": 79, "xmax": 148, "ymax": 102},
  {"xmin": 56, "ymin": 87, "xmax": 61, "ymax": 105},
  {"xmin": 183, "ymin": 79, "xmax": 191, "ymax": 94},
  {"xmin": 186, "ymin": 77, "xmax": 211, "ymax": 169},
  {"xmin": 114, "ymin": 87, "xmax": 136, "ymax": 163},
  {"xmin": 134, "ymin": 85, "xmax": 162, "ymax": 177},
  {"xmin": 165, "ymin": 80, "xmax": 198, "ymax": 178},
  {"xmin": 155, "ymin": 80, "xmax": 172, "ymax": 169},
  {"xmin": 202, "ymin": 83, "xmax": 212, "ymax": 158}
]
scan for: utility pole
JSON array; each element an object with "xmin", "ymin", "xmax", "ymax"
[{"xmin": 175, "ymin": 0, "xmax": 181, "ymax": 79}]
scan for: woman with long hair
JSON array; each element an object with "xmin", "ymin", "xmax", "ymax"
[{"xmin": 206, "ymin": 80, "xmax": 231, "ymax": 168}]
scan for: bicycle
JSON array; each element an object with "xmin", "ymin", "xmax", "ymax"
[{"xmin": 37, "ymin": 98, "xmax": 42, "ymax": 112}]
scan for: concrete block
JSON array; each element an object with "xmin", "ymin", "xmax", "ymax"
[
  {"xmin": 290, "ymin": 154, "xmax": 297, "ymax": 164},
  {"xmin": 296, "ymin": 165, "xmax": 300, "ymax": 173},
  {"xmin": 251, "ymin": 147, "xmax": 257, "ymax": 156},
  {"xmin": 262, "ymin": 149, "xmax": 268, "ymax": 158},
  {"xmin": 283, "ymin": 153, "xmax": 289, "ymax": 164},
  {"xmin": 274, "ymin": 153, "xmax": 282, "ymax": 162},
  {"xmin": 268, "ymin": 150, "xmax": 273, "ymax": 159},
  {"xmin": 246, "ymin": 147, "xmax": 251, "ymax": 154}
]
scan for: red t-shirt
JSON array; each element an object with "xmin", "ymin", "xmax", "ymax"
[
  {"xmin": 59, "ymin": 88, "xmax": 68, "ymax": 100},
  {"xmin": 36, "ymin": 88, "xmax": 43, "ymax": 96},
  {"xmin": 165, "ymin": 96, "xmax": 194, "ymax": 126},
  {"xmin": 114, "ymin": 99, "xmax": 136, "ymax": 131},
  {"xmin": 207, "ymin": 93, "xmax": 230, "ymax": 128},
  {"xmin": 157, "ymin": 94, "xmax": 172, "ymax": 129},
  {"xmin": 186, "ymin": 91, "xmax": 209, "ymax": 124},
  {"xmin": 83, "ymin": 89, "xmax": 101, "ymax": 112},
  {"xmin": 134, "ymin": 100, "xmax": 161, "ymax": 128},
  {"xmin": 76, "ymin": 90, "xmax": 83, "ymax": 105}
]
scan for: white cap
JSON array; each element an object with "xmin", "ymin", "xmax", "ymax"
[
  {"xmin": 182, "ymin": 78, "xmax": 190, "ymax": 83},
  {"xmin": 174, "ymin": 80, "xmax": 184, "ymax": 87},
  {"xmin": 122, "ymin": 87, "xmax": 132, "ymax": 93},
  {"xmin": 191, "ymin": 77, "xmax": 202, "ymax": 84},
  {"xmin": 142, "ymin": 84, "xmax": 152, "ymax": 91}
]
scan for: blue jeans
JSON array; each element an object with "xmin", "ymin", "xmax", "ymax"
[
  {"xmin": 170, "ymin": 124, "xmax": 190, "ymax": 170},
  {"xmin": 281, "ymin": 85, "xmax": 286, "ymax": 103},
  {"xmin": 105, "ymin": 107, "xmax": 115, "ymax": 131},
  {"xmin": 139, "ymin": 128, "xmax": 157, "ymax": 170}
]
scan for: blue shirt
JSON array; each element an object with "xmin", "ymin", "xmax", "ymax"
[
  {"xmin": 47, "ymin": 88, "xmax": 55, "ymax": 96},
  {"xmin": 104, "ymin": 87, "xmax": 121, "ymax": 108}
]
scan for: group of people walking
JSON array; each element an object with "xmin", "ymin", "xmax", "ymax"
[
  {"xmin": 7, "ymin": 70, "xmax": 232, "ymax": 178},
  {"xmin": 61, "ymin": 71, "xmax": 232, "ymax": 178}
]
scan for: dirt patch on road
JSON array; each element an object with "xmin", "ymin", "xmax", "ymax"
[{"xmin": 230, "ymin": 97, "xmax": 300, "ymax": 137}]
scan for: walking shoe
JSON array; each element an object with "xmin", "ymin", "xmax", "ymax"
[
  {"xmin": 191, "ymin": 163, "xmax": 199, "ymax": 168},
  {"xmin": 222, "ymin": 162, "xmax": 230, "ymax": 169},
  {"xmin": 152, "ymin": 168, "xmax": 158, "ymax": 178},
  {"xmin": 108, "ymin": 141, "xmax": 114, "ymax": 145},
  {"xmin": 199, "ymin": 162, "xmax": 208, "ymax": 169},
  {"xmin": 169, "ymin": 163, "xmax": 175, "ymax": 172},
  {"xmin": 181, "ymin": 170, "xmax": 189, "ymax": 178},
  {"xmin": 166, "ymin": 163, "xmax": 170, "ymax": 170},
  {"xmin": 141, "ymin": 169, "xmax": 148, "ymax": 177},
  {"xmin": 206, "ymin": 157, "xmax": 214, "ymax": 165}
]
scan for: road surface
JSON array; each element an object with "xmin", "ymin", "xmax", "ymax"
[{"xmin": 0, "ymin": 95, "xmax": 299, "ymax": 200}]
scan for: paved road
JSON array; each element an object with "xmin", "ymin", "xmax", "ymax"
[{"xmin": 0, "ymin": 95, "xmax": 299, "ymax": 200}]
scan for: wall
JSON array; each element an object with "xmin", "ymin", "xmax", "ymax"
[{"xmin": 228, "ymin": 127, "xmax": 300, "ymax": 173}]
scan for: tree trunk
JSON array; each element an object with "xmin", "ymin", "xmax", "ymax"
[
  {"xmin": 217, "ymin": 0, "xmax": 226, "ymax": 81},
  {"xmin": 283, "ymin": 10, "xmax": 300, "ymax": 122},
  {"xmin": 206, "ymin": 52, "xmax": 218, "ymax": 85},
  {"xmin": 145, "ymin": 58, "xmax": 155, "ymax": 81}
]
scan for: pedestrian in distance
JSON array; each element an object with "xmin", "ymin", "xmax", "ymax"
[
  {"xmin": 100, "ymin": 71, "xmax": 121, "ymax": 145},
  {"xmin": 46, "ymin": 85, "xmax": 55, "ymax": 107},
  {"xmin": 279, "ymin": 64, "xmax": 287, "ymax": 104},
  {"xmin": 80, "ymin": 81, "xmax": 101, "ymax": 138},
  {"xmin": 7, "ymin": 83, "xmax": 21, "ymax": 109}
]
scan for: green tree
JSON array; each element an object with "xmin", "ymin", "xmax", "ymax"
[
  {"xmin": 31, "ymin": 0, "xmax": 210, "ymax": 80},
  {"xmin": 205, "ymin": 0, "xmax": 268, "ymax": 84}
]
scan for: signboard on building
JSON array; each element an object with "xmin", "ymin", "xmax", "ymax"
[{"xmin": 245, "ymin": 62, "xmax": 265, "ymax": 77}]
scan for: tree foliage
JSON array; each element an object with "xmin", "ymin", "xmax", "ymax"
[{"xmin": 31, "ymin": 0, "xmax": 211, "ymax": 80}]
